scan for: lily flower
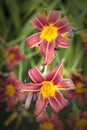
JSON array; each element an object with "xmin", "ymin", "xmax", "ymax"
[
  {"xmin": 21, "ymin": 59, "xmax": 75, "ymax": 117},
  {"xmin": 64, "ymin": 73, "xmax": 87, "ymax": 101},
  {"xmin": 25, "ymin": 10, "xmax": 71, "ymax": 65},
  {"xmin": 0, "ymin": 72, "xmax": 25, "ymax": 108},
  {"xmin": 82, "ymin": 41, "xmax": 87, "ymax": 55},
  {"xmin": 67, "ymin": 111, "xmax": 87, "ymax": 130},
  {"xmin": 6, "ymin": 45, "xmax": 25, "ymax": 70},
  {"xmin": 38, "ymin": 112, "xmax": 63, "ymax": 130}
]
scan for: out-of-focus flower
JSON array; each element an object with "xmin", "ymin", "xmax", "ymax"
[
  {"xmin": 79, "ymin": 31, "xmax": 87, "ymax": 54},
  {"xmin": 25, "ymin": 10, "xmax": 71, "ymax": 65},
  {"xmin": 0, "ymin": 72, "xmax": 25, "ymax": 108},
  {"xmin": 21, "ymin": 59, "xmax": 75, "ymax": 117},
  {"xmin": 82, "ymin": 41, "xmax": 87, "ymax": 55},
  {"xmin": 67, "ymin": 111, "xmax": 87, "ymax": 130},
  {"xmin": 64, "ymin": 73, "xmax": 87, "ymax": 101},
  {"xmin": 37, "ymin": 112, "xmax": 63, "ymax": 130},
  {"xmin": 6, "ymin": 45, "xmax": 25, "ymax": 70}
]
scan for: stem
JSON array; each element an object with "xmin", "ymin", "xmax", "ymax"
[{"xmin": 18, "ymin": 41, "xmax": 25, "ymax": 80}]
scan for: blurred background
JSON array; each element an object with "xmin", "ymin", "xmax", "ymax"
[{"xmin": 0, "ymin": 0, "xmax": 87, "ymax": 130}]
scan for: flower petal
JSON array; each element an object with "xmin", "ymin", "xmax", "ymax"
[
  {"xmin": 64, "ymin": 90, "xmax": 77, "ymax": 99},
  {"xmin": 48, "ymin": 10, "xmax": 60, "ymax": 23},
  {"xmin": 21, "ymin": 83, "xmax": 42, "ymax": 92},
  {"xmin": 46, "ymin": 59, "xmax": 64, "ymax": 84},
  {"xmin": 7, "ymin": 98, "xmax": 15, "ymax": 108},
  {"xmin": 25, "ymin": 33, "xmax": 41, "ymax": 48},
  {"xmin": 54, "ymin": 17, "xmax": 70, "ymax": 31},
  {"xmin": 71, "ymin": 73, "xmax": 86, "ymax": 83},
  {"xmin": 25, "ymin": 93, "xmax": 33, "ymax": 109},
  {"xmin": 34, "ymin": 94, "xmax": 48, "ymax": 117},
  {"xmin": 58, "ymin": 79, "xmax": 75, "ymax": 90},
  {"xmin": 56, "ymin": 35, "xmax": 70, "ymax": 48},
  {"xmin": 0, "ymin": 92, "xmax": 5, "ymax": 102},
  {"xmin": 40, "ymin": 40, "xmax": 55, "ymax": 65},
  {"xmin": 49, "ymin": 92, "xmax": 68, "ymax": 112},
  {"xmin": 31, "ymin": 13, "xmax": 48, "ymax": 30},
  {"xmin": 28, "ymin": 67, "xmax": 44, "ymax": 83},
  {"xmin": 80, "ymin": 94, "xmax": 87, "ymax": 101},
  {"xmin": 58, "ymin": 24, "xmax": 71, "ymax": 34}
]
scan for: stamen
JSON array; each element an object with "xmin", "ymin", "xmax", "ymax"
[{"xmin": 40, "ymin": 24, "xmax": 58, "ymax": 42}]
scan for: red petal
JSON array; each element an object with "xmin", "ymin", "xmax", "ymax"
[
  {"xmin": 58, "ymin": 24, "xmax": 71, "ymax": 34},
  {"xmin": 0, "ymin": 92, "xmax": 5, "ymax": 102},
  {"xmin": 54, "ymin": 17, "xmax": 70, "ymax": 30},
  {"xmin": 25, "ymin": 33, "xmax": 41, "ymax": 48},
  {"xmin": 58, "ymin": 79, "xmax": 75, "ymax": 90},
  {"xmin": 46, "ymin": 59, "xmax": 64, "ymax": 84},
  {"xmin": 48, "ymin": 10, "xmax": 60, "ymax": 23},
  {"xmin": 64, "ymin": 90, "xmax": 77, "ymax": 99},
  {"xmin": 7, "ymin": 98, "xmax": 15, "ymax": 108},
  {"xmin": 49, "ymin": 92, "xmax": 68, "ymax": 112},
  {"xmin": 80, "ymin": 94, "xmax": 87, "ymax": 101},
  {"xmin": 56, "ymin": 35, "xmax": 70, "ymax": 48},
  {"xmin": 40, "ymin": 40, "xmax": 55, "ymax": 65},
  {"xmin": 21, "ymin": 83, "xmax": 42, "ymax": 92},
  {"xmin": 31, "ymin": 13, "xmax": 48, "ymax": 30},
  {"xmin": 82, "ymin": 41, "xmax": 87, "ymax": 48},
  {"xmin": 34, "ymin": 94, "xmax": 48, "ymax": 117},
  {"xmin": 28, "ymin": 67, "xmax": 44, "ymax": 83}
]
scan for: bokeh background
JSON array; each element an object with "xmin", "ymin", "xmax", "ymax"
[{"xmin": 0, "ymin": 0, "xmax": 87, "ymax": 130}]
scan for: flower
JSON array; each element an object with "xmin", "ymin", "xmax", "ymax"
[
  {"xmin": 25, "ymin": 10, "xmax": 71, "ymax": 65},
  {"xmin": 37, "ymin": 112, "xmax": 63, "ymax": 130},
  {"xmin": 64, "ymin": 73, "xmax": 87, "ymax": 101},
  {"xmin": 82, "ymin": 41, "xmax": 87, "ymax": 55},
  {"xmin": 6, "ymin": 45, "xmax": 25, "ymax": 69},
  {"xmin": 21, "ymin": 59, "xmax": 75, "ymax": 117},
  {"xmin": 67, "ymin": 111, "xmax": 87, "ymax": 130},
  {"xmin": 0, "ymin": 72, "xmax": 25, "ymax": 108}
]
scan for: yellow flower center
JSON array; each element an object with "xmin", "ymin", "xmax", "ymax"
[
  {"xmin": 9, "ymin": 53, "xmax": 15, "ymax": 60},
  {"xmin": 5, "ymin": 84, "xmax": 16, "ymax": 97},
  {"xmin": 76, "ymin": 118, "xmax": 87, "ymax": 127},
  {"xmin": 40, "ymin": 122, "xmax": 53, "ymax": 130},
  {"xmin": 40, "ymin": 81, "xmax": 58, "ymax": 99},
  {"xmin": 40, "ymin": 24, "xmax": 58, "ymax": 42},
  {"xmin": 75, "ymin": 82, "xmax": 86, "ymax": 94}
]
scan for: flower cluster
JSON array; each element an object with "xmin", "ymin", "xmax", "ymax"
[{"xmin": 0, "ymin": 9, "xmax": 87, "ymax": 130}]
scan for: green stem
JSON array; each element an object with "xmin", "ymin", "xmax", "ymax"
[{"xmin": 18, "ymin": 41, "xmax": 25, "ymax": 80}]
